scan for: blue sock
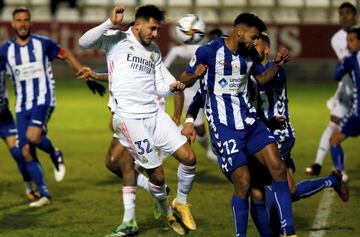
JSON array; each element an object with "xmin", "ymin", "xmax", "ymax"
[
  {"xmin": 232, "ymin": 194, "xmax": 249, "ymax": 237},
  {"xmin": 271, "ymin": 181, "xmax": 295, "ymax": 235},
  {"xmin": 330, "ymin": 144, "xmax": 344, "ymax": 170},
  {"xmin": 26, "ymin": 160, "xmax": 50, "ymax": 198},
  {"xmin": 37, "ymin": 136, "xmax": 57, "ymax": 166},
  {"xmin": 10, "ymin": 147, "xmax": 32, "ymax": 181},
  {"xmin": 250, "ymin": 201, "xmax": 272, "ymax": 237},
  {"xmin": 292, "ymin": 175, "xmax": 338, "ymax": 202}
]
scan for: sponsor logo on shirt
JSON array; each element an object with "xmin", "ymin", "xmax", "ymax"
[{"xmin": 218, "ymin": 78, "xmax": 228, "ymax": 88}]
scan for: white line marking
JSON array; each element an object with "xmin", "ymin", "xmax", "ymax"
[{"xmin": 308, "ymin": 190, "xmax": 335, "ymax": 237}]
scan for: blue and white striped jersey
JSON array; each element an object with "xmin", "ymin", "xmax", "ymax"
[
  {"xmin": 0, "ymin": 66, "xmax": 9, "ymax": 113},
  {"xmin": 0, "ymin": 34, "xmax": 61, "ymax": 112},
  {"xmin": 335, "ymin": 51, "xmax": 360, "ymax": 116},
  {"xmin": 186, "ymin": 38, "xmax": 257, "ymax": 130},
  {"xmin": 255, "ymin": 60, "xmax": 295, "ymax": 142}
]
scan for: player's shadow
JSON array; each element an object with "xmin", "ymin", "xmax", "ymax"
[
  {"xmin": 0, "ymin": 207, "xmax": 59, "ymax": 231},
  {"xmin": 195, "ymin": 170, "xmax": 227, "ymax": 184}
]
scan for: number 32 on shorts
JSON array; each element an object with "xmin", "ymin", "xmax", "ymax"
[{"xmin": 134, "ymin": 139, "xmax": 153, "ymax": 155}]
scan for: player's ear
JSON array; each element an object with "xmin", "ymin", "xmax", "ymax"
[{"xmin": 133, "ymin": 20, "xmax": 142, "ymax": 31}]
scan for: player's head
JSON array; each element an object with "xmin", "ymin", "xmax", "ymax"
[
  {"xmin": 12, "ymin": 7, "xmax": 32, "ymax": 40},
  {"xmin": 207, "ymin": 28, "xmax": 223, "ymax": 41},
  {"xmin": 255, "ymin": 32, "xmax": 270, "ymax": 61},
  {"xmin": 339, "ymin": 2, "xmax": 357, "ymax": 30},
  {"xmin": 133, "ymin": 5, "xmax": 165, "ymax": 45},
  {"xmin": 347, "ymin": 27, "xmax": 360, "ymax": 53},
  {"xmin": 233, "ymin": 13, "xmax": 266, "ymax": 50}
]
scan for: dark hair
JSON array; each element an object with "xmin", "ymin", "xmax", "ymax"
[
  {"xmin": 234, "ymin": 13, "xmax": 266, "ymax": 32},
  {"xmin": 348, "ymin": 27, "xmax": 360, "ymax": 40},
  {"xmin": 260, "ymin": 32, "xmax": 270, "ymax": 46},
  {"xmin": 12, "ymin": 7, "xmax": 31, "ymax": 19},
  {"xmin": 135, "ymin": 5, "xmax": 165, "ymax": 22},
  {"xmin": 208, "ymin": 28, "xmax": 223, "ymax": 38},
  {"xmin": 339, "ymin": 2, "xmax": 357, "ymax": 14}
]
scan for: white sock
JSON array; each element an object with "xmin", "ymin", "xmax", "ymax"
[
  {"xmin": 177, "ymin": 164, "xmax": 196, "ymax": 204},
  {"xmin": 24, "ymin": 181, "xmax": 33, "ymax": 194},
  {"xmin": 315, "ymin": 121, "xmax": 336, "ymax": 165},
  {"xmin": 148, "ymin": 182, "xmax": 171, "ymax": 216},
  {"xmin": 196, "ymin": 134, "xmax": 208, "ymax": 149},
  {"xmin": 136, "ymin": 173, "xmax": 149, "ymax": 191},
  {"xmin": 122, "ymin": 186, "xmax": 136, "ymax": 222}
]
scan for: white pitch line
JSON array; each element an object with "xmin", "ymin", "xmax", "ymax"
[{"xmin": 308, "ymin": 190, "xmax": 335, "ymax": 237}]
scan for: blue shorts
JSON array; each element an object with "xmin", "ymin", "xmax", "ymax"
[
  {"xmin": 0, "ymin": 108, "xmax": 17, "ymax": 138},
  {"xmin": 340, "ymin": 114, "xmax": 360, "ymax": 137},
  {"xmin": 210, "ymin": 120, "xmax": 277, "ymax": 181},
  {"xmin": 278, "ymin": 138, "xmax": 296, "ymax": 172},
  {"xmin": 16, "ymin": 105, "xmax": 53, "ymax": 147}
]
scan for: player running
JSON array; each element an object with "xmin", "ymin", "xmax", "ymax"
[{"xmin": 0, "ymin": 7, "xmax": 88, "ymax": 207}]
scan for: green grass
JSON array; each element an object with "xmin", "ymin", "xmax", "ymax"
[{"xmin": 0, "ymin": 79, "xmax": 359, "ymax": 237}]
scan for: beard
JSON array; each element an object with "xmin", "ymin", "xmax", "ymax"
[
  {"xmin": 237, "ymin": 42, "xmax": 261, "ymax": 63},
  {"xmin": 16, "ymin": 29, "xmax": 30, "ymax": 41}
]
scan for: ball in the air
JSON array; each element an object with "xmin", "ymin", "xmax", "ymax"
[{"xmin": 175, "ymin": 14, "xmax": 206, "ymax": 44}]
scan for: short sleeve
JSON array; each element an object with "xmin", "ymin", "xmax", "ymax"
[
  {"xmin": 185, "ymin": 45, "xmax": 209, "ymax": 73},
  {"xmin": 44, "ymin": 38, "xmax": 61, "ymax": 61}
]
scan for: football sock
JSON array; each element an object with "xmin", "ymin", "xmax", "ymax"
[
  {"xmin": 177, "ymin": 164, "xmax": 196, "ymax": 204},
  {"xmin": 291, "ymin": 175, "xmax": 338, "ymax": 202},
  {"xmin": 331, "ymin": 144, "xmax": 344, "ymax": 170},
  {"xmin": 315, "ymin": 122, "xmax": 336, "ymax": 165},
  {"xmin": 10, "ymin": 147, "xmax": 31, "ymax": 181},
  {"xmin": 122, "ymin": 186, "xmax": 136, "ymax": 222},
  {"xmin": 250, "ymin": 200, "xmax": 272, "ymax": 237},
  {"xmin": 37, "ymin": 136, "xmax": 57, "ymax": 166},
  {"xmin": 148, "ymin": 182, "xmax": 171, "ymax": 216},
  {"xmin": 232, "ymin": 194, "xmax": 249, "ymax": 237},
  {"xmin": 136, "ymin": 173, "xmax": 149, "ymax": 191},
  {"xmin": 264, "ymin": 186, "xmax": 281, "ymax": 236},
  {"xmin": 26, "ymin": 160, "xmax": 50, "ymax": 198},
  {"xmin": 196, "ymin": 134, "xmax": 208, "ymax": 149},
  {"xmin": 24, "ymin": 181, "xmax": 33, "ymax": 194},
  {"xmin": 271, "ymin": 181, "xmax": 295, "ymax": 235}
]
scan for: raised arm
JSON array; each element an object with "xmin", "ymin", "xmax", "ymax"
[
  {"xmin": 255, "ymin": 48, "xmax": 289, "ymax": 85},
  {"xmin": 78, "ymin": 6, "xmax": 126, "ymax": 49}
]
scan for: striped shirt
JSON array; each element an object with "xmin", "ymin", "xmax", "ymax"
[
  {"xmin": 335, "ymin": 51, "xmax": 360, "ymax": 116},
  {"xmin": 0, "ymin": 66, "xmax": 8, "ymax": 113},
  {"xmin": 0, "ymin": 34, "xmax": 62, "ymax": 112},
  {"xmin": 255, "ymin": 60, "xmax": 295, "ymax": 142},
  {"xmin": 186, "ymin": 38, "xmax": 257, "ymax": 130}
]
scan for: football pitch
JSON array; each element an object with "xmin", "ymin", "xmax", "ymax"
[{"xmin": 0, "ymin": 77, "xmax": 359, "ymax": 237}]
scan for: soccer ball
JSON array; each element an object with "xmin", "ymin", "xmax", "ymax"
[{"xmin": 175, "ymin": 14, "xmax": 206, "ymax": 44}]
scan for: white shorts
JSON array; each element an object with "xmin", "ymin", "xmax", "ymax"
[
  {"xmin": 184, "ymin": 80, "xmax": 204, "ymax": 127},
  {"xmin": 113, "ymin": 110, "xmax": 187, "ymax": 169}
]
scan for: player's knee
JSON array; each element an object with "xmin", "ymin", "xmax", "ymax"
[
  {"xmin": 105, "ymin": 157, "xmax": 123, "ymax": 178},
  {"xmin": 21, "ymin": 146, "xmax": 32, "ymax": 162},
  {"xmin": 26, "ymin": 133, "xmax": 41, "ymax": 145},
  {"xmin": 250, "ymin": 188, "xmax": 264, "ymax": 203},
  {"xmin": 180, "ymin": 148, "xmax": 196, "ymax": 166}
]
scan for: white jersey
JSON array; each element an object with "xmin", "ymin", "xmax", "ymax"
[
  {"xmin": 331, "ymin": 29, "xmax": 349, "ymax": 60},
  {"xmin": 79, "ymin": 19, "xmax": 176, "ymax": 119}
]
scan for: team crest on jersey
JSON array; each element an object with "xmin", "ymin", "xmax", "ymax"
[
  {"xmin": 189, "ymin": 55, "xmax": 197, "ymax": 67},
  {"xmin": 150, "ymin": 52, "xmax": 155, "ymax": 62}
]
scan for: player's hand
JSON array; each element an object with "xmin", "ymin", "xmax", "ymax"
[
  {"xmin": 181, "ymin": 122, "xmax": 196, "ymax": 143},
  {"xmin": 275, "ymin": 48, "xmax": 289, "ymax": 66},
  {"xmin": 77, "ymin": 67, "xmax": 99, "ymax": 80},
  {"xmin": 194, "ymin": 64, "xmax": 207, "ymax": 78},
  {"xmin": 169, "ymin": 81, "xmax": 185, "ymax": 94},
  {"xmin": 86, "ymin": 80, "xmax": 106, "ymax": 96},
  {"xmin": 267, "ymin": 115, "xmax": 286, "ymax": 130},
  {"xmin": 111, "ymin": 6, "xmax": 126, "ymax": 26}
]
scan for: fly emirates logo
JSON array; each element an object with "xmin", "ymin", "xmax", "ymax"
[{"xmin": 127, "ymin": 54, "xmax": 155, "ymax": 74}]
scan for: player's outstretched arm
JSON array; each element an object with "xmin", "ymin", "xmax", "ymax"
[
  {"xmin": 79, "ymin": 6, "xmax": 126, "ymax": 49},
  {"xmin": 62, "ymin": 49, "xmax": 84, "ymax": 74},
  {"xmin": 77, "ymin": 67, "xmax": 108, "ymax": 81},
  {"xmin": 172, "ymin": 91, "xmax": 184, "ymax": 126},
  {"xmin": 256, "ymin": 48, "xmax": 289, "ymax": 85},
  {"xmin": 180, "ymin": 64, "xmax": 207, "ymax": 87}
]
